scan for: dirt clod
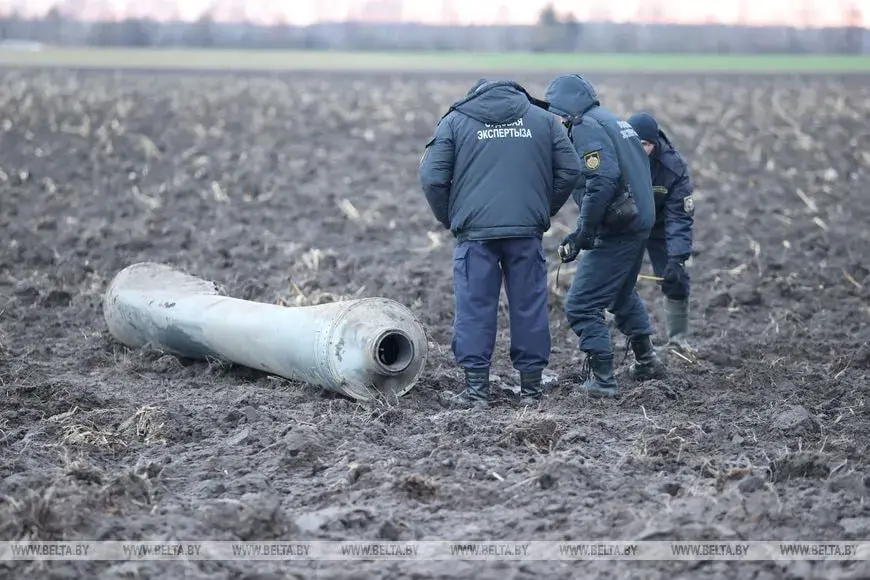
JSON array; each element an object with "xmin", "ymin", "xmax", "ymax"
[
  {"xmin": 40, "ymin": 290, "xmax": 73, "ymax": 308},
  {"xmin": 400, "ymin": 474, "xmax": 437, "ymax": 500},
  {"xmin": 738, "ymin": 476, "xmax": 766, "ymax": 494},
  {"xmin": 828, "ymin": 473, "xmax": 869, "ymax": 497},
  {"xmin": 730, "ymin": 284, "xmax": 764, "ymax": 306},
  {"xmin": 774, "ymin": 405, "xmax": 820, "ymax": 434},
  {"xmin": 771, "ymin": 453, "xmax": 831, "ymax": 482},
  {"xmin": 503, "ymin": 418, "xmax": 563, "ymax": 451}
]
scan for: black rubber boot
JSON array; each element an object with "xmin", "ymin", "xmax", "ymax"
[
  {"xmin": 629, "ymin": 335, "xmax": 667, "ymax": 380},
  {"xmin": 665, "ymin": 298, "xmax": 697, "ymax": 353},
  {"xmin": 519, "ymin": 370, "xmax": 543, "ymax": 405},
  {"xmin": 578, "ymin": 354, "xmax": 619, "ymax": 398},
  {"xmin": 665, "ymin": 298, "xmax": 689, "ymax": 343},
  {"xmin": 461, "ymin": 368, "xmax": 490, "ymax": 408}
]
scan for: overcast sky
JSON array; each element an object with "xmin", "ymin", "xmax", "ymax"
[{"xmin": 6, "ymin": 0, "xmax": 865, "ymax": 28}]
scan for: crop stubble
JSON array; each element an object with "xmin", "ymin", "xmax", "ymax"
[{"xmin": 1, "ymin": 69, "xmax": 870, "ymax": 579}]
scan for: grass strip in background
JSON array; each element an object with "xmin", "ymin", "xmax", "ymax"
[{"xmin": 0, "ymin": 48, "xmax": 869, "ymax": 73}]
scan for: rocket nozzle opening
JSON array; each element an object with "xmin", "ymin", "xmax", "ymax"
[{"xmin": 374, "ymin": 331, "xmax": 414, "ymax": 375}]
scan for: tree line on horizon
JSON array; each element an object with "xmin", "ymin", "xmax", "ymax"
[{"xmin": 0, "ymin": 6, "xmax": 866, "ymax": 54}]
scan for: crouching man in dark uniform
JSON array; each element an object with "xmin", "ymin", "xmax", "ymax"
[
  {"xmin": 419, "ymin": 79, "xmax": 583, "ymax": 408},
  {"xmin": 544, "ymin": 74, "xmax": 666, "ymax": 397},
  {"xmin": 627, "ymin": 113, "xmax": 695, "ymax": 350}
]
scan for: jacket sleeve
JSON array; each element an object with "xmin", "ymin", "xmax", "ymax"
[
  {"xmin": 664, "ymin": 170, "xmax": 694, "ymax": 260},
  {"xmin": 418, "ymin": 118, "xmax": 454, "ymax": 229},
  {"xmin": 573, "ymin": 124, "xmax": 620, "ymax": 233},
  {"xmin": 549, "ymin": 117, "xmax": 583, "ymax": 217}
]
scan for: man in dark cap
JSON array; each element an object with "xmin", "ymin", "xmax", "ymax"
[
  {"xmin": 419, "ymin": 79, "xmax": 583, "ymax": 408},
  {"xmin": 543, "ymin": 74, "xmax": 667, "ymax": 398},
  {"xmin": 627, "ymin": 112, "xmax": 695, "ymax": 350}
]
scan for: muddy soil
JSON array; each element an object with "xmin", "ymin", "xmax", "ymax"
[{"xmin": 1, "ymin": 69, "xmax": 870, "ymax": 579}]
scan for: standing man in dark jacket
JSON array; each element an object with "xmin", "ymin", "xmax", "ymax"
[
  {"xmin": 628, "ymin": 113, "xmax": 695, "ymax": 350},
  {"xmin": 419, "ymin": 79, "xmax": 583, "ymax": 408},
  {"xmin": 544, "ymin": 74, "xmax": 666, "ymax": 398}
]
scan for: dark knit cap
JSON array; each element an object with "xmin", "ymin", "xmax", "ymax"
[{"xmin": 627, "ymin": 112, "xmax": 659, "ymax": 143}]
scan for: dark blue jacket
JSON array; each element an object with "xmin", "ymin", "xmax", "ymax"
[
  {"xmin": 648, "ymin": 131, "xmax": 694, "ymax": 260},
  {"xmin": 418, "ymin": 80, "xmax": 583, "ymax": 242},
  {"xmin": 543, "ymin": 74, "xmax": 655, "ymax": 237}
]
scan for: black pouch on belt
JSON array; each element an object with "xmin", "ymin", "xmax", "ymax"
[{"xmin": 603, "ymin": 188, "xmax": 639, "ymax": 229}]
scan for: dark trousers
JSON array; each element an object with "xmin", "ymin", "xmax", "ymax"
[
  {"xmin": 451, "ymin": 237, "xmax": 550, "ymax": 372},
  {"xmin": 647, "ymin": 237, "xmax": 692, "ymax": 299},
  {"xmin": 565, "ymin": 231, "xmax": 654, "ymax": 356}
]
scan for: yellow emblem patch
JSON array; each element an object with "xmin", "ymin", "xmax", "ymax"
[{"xmin": 584, "ymin": 151, "xmax": 601, "ymax": 170}]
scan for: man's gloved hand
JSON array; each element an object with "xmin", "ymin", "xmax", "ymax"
[
  {"xmin": 557, "ymin": 233, "xmax": 579, "ymax": 263},
  {"xmin": 576, "ymin": 229, "xmax": 596, "ymax": 251},
  {"xmin": 662, "ymin": 257, "xmax": 690, "ymax": 299},
  {"xmin": 558, "ymin": 230, "xmax": 596, "ymax": 263}
]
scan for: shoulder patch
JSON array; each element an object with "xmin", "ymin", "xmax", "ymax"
[
  {"xmin": 683, "ymin": 195, "xmax": 695, "ymax": 215},
  {"xmin": 584, "ymin": 151, "xmax": 601, "ymax": 171}
]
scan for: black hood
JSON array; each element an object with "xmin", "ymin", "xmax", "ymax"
[{"xmin": 544, "ymin": 74, "xmax": 600, "ymax": 121}]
